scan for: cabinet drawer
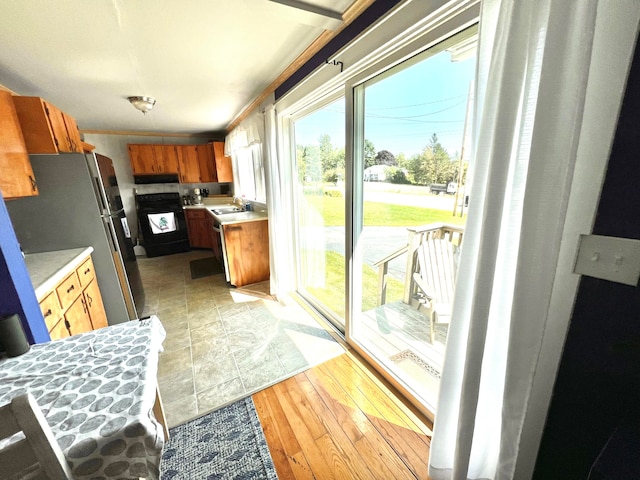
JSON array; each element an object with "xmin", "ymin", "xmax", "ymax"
[
  {"xmin": 56, "ymin": 271, "xmax": 81, "ymax": 310},
  {"xmin": 77, "ymin": 257, "xmax": 96, "ymax": 288},
  {"xmin": 39, "ymin": 292, "xmax": 62, "ymax": 331},
  {"xmin": 185, "ymin": 209, "xmax": 206, "ymax": 219}
]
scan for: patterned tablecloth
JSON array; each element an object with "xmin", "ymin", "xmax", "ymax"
[{"xmin": 0, "ymin": 316, "xmax": 166, "ymax": 480}]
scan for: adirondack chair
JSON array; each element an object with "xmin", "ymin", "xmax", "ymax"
[{"xmin": 413, "ymin": 238, "xmax": 459, "ymax": 344}]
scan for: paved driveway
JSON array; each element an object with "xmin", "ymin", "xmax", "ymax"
[{"xmin": 320, "ymin": 226, "xmax": 410, "ymax": 281}]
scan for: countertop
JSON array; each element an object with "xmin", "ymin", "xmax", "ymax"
[
  {"xmin": 184, "ymin": 202, "xmax": 268, "ymax": 225},
  {"xmin": 23, "ymin": 247, "xmax": 94, "ymax": 301}
]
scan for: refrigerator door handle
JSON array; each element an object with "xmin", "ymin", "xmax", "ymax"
[
  {"xmin": 100, "ymin": 208, "xmax": 126, "ymax": 219},
  {"xmin": 92, "ymin": 176, "xmax": 110, "ymax": 215},
  {"xmin": 102, "ymin": 216, "xmax": 119, "ymax": 253}
]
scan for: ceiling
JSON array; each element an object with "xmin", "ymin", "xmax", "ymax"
[{"xmin": 0, "ymin": 0, "xmax": 358, "ymax": 136}]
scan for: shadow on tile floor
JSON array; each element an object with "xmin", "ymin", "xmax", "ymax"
[{"xmin": 137, "ymin": 250, "xmax": 345, "ymax": 427}]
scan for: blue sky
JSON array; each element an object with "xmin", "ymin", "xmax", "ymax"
[{"xmin": 295, "ymin": 48, "xmax": 476, "ymax": 159}]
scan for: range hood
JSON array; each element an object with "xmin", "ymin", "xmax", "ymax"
[{"xmin": 134, "ymin": 174, "xmax": 179, "ymax": 184}]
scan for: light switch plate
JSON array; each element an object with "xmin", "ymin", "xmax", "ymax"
[{"xmin": 574, "ymin": 234, "xmax": 640, "ymax": 286}]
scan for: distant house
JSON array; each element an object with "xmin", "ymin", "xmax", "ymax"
[{"xmin": 364, "ymin": 164, "xmax": 388, "ymax": 182}]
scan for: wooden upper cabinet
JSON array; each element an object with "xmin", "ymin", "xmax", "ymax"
[
  {"xmin": 128, "ymin": 141, "xmax": 231, "ymax": 184},
  {"xmin": 128, "ymin": 144, "xmax": 157, "ymax": 174},
  {"xmin": 12, "ymin": 96, "xmax": 82, "ymax": 153},
  {"xmin": 197, "ymin": 144, "xmax": 217, "ymax": 182},
  {"xmin": 62, "ymin": 113, "xmax": 83, "ymax": 153},
  {"xmin": 177, "ymin": 145, "xmax": 201, "ymax": 183},
  {"xmin": 154, "ymin": 145, "xmax": 180, "ymax": 174},
  {"xmin": 0, "ymin": 90, "xmax": 38, "ymax": 199},
  {"xmin": 212, "ymin": 141, "xmax": 233, "ymax": 183}
]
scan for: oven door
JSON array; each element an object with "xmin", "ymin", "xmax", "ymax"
[{"xmin": 137, "ymin": 205, "xmax": 190, "ymax": 257}]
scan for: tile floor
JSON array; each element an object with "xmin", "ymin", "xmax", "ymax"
[{"xmin": 137, "ymin": 250, "xmax": 345, "ymax": 427}]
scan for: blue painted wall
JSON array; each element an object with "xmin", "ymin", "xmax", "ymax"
[
  {"xmin": 0, "ymin": 195, "xmax": 48, "ymax": 344},
  {"xmin": 533, "ymin": 32, "xmax": 640, "ymax": 480}
]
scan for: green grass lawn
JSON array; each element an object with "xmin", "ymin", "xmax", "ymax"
[
  {"xmin": 305, "ymin": 250, "xmax": 406, "ymax": 318},
  {"xmin": 301, "ymin": 193, "xmax": 465, "ymax": 318},
  {"xmin": 305, "ymin": 196, "xmax": 466, "ymax": 227}
]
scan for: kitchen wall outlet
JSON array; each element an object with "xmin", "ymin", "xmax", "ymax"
[{"xmin": 573, "ymin": 234, "xmax": 640, "ymax": 286}]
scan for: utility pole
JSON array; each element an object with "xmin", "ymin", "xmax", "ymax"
[{"xmin": 453, "ymin": 80, "xmax": 474, "ymax": 217}]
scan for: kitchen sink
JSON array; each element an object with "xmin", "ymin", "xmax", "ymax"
[{"xmin": 210, "ymin": 206, "xmax": 243, "ymax": 215}]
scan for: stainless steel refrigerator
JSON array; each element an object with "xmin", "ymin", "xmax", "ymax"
[{"xmin": 6, "ymin": 153, "xmax": 144, "ymax": 324}]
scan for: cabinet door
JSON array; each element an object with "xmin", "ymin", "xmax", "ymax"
[
  {"xmin": 153, "ymin": 145, "xmax": 180, "ymax": 174},
  {"xmin": 44, "ymin": 101, "xmax": 75, "ymax": 153},
  {"xmin": 62, "ymin": 112, "xmax": 82, "ymax": 153},
  {"xmin": 49, "ymin": 319, "xmax": 70, "ymax": 341},
  {"xmin": 65, "ymin": 296, "xmax": 93, "ymax": 335},
  {"xmin": 212, "ymin": 141, "xmax": 233, "ymax": 183},
  {"xmin": 223, "ymin": 220, "xmax": 270, "ymax": 287},
  {"xmin": 185, "ymin": 209, "xmax": 209, "ymax": 248},
  {"xmin": 198, "ymin": 144, "xmax": 217, "ymax": 182},
  {"xmin": 128, "ymin": 144, "xmax": 157, "ymax": 174},
  {"xmin": 185, "ymin": 210, "xmax": 200, "ymax": 247},
  {"xmin": 177, "ymin": 145, "xmax": 201, "ymax": 183},
  {"xmin": 0, "ymin": 91, "xmax": 38, "ymax": 199},
  {"xmin": 84, "ymin": 279, "xmax": 108, "ymax": 330}
]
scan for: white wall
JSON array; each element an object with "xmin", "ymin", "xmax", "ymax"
[{"xmin": 83, "ymin": 133, "xmax": 231, "ymax": 241}]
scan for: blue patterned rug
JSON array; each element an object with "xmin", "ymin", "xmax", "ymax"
[{"xmin": 160, "ymin": 397, "xmax": 278, "ymax": 480}]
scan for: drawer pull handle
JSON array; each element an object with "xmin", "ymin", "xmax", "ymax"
[
  {"xmin": 87, "ymin": 294, "xmax": 93, "ymax": 308},
  {"xmin": 84, "ymin": 268, "xmax": 91, "ymax": 274},
  {"xmin": 29, "ymin": 175, "xmax": 37, "ymax": 192},
  {"xmin": 66, "ymin": 285, "xmax": 75, "ymax": 293},
  {"xmin": 44, "ymin": 308, "xmax": 52, "ymax": 317}
]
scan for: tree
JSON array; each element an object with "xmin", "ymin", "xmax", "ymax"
[
  {"xmin": 406, "ymin": 133, "xmax": 457, "ymax": 185},
  {"xmin": 364, "ymin": 139, "xmax": 376, "ymax": 169},
  {"xmin": 374, "ymin": 149, "xmax": 397, "ymax": 166},
  {"xmin": 385, "ymin": 166, "xmax": 410, "ymax": 184}
]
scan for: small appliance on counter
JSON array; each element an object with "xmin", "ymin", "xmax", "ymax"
[{"xmin": 192, "ymin": 188, "xmax": 203, "ymax": 205}]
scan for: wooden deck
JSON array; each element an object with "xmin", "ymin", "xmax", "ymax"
[{"xmin": 253, "ymin": 351, "xmax": 433, "ymax": 480}]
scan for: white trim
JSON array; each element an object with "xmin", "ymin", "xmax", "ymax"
[{"xmin": 277, "ymin": 0, "xmax": 480, "ymax": 116}]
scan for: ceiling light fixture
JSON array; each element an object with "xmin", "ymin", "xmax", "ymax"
[{"xmin": 127, "ymin": 96, "xmax": 156, "ymax": 114}]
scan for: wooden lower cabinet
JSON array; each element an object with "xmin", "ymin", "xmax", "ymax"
[
  {"xmin": 38, "ymin": 253, "xmax": 108, "ymax": 340},
  {"xmin": 223, "ymin": 219, "xmax": 270, "ymax": 287},
  {"xmin": 185, "ymin": 209, "xmax": 213, "ymax": 249},
  {"xmin": 65, "ymin": 295, "xmax": 94, "ymax": 335},
  {"xmin": 84, "ymin": 279, "xmax": 108, "ymax": 330},
  {"xmin": 48, "ymin": 319, "xmax": 70, "ymax": 341}
]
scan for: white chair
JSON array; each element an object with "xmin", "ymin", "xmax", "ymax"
[
  {"xmin": 413, "ymin": 238, "xmax": 459, "ymax": 344},
  {"xmin": 0, "ymin": 393, "xmax": 72, "ymax": 480}
]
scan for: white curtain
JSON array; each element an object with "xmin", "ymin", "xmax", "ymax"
[
  {"xmin": 429, "ymin": 1, "xmax": 634, "ymax": 479},
  {"xmin": 263, "ymin": 105, "xmax": 295, "ymax": 297},
  {"xmin": 225, "ymin": 113, "xmax": 266, "ymax": 203}
]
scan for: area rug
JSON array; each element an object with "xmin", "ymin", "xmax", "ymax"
[
  {"xmin": 189, "ymin": 256, "xmax": 224, "ymax": 279},
  {"xmin": 160, "ymin": 397, "xmax": 277, "ymax": 480}
]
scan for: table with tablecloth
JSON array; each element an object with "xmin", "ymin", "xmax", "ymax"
[{"xmin": 0, "ymin": 316, "xmax": 166, "ymax": 480}]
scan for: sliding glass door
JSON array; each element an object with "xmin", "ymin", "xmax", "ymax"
[
  {"xmin": 349, "ymin": 28, "xmax": 476, "ymax": 411},
  {"xmin": 291, "ymin": 97, "xmax": 347, "ymax": 330},
  {"xmin": 286, "ymin": 24, "xmax": 477, "ymax": 415}
]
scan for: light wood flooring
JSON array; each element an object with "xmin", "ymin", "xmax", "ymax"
[{"xmin": 253, "ymin": 350, "xmax": 433, "ymax": 480}]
